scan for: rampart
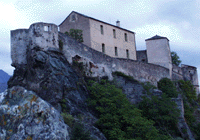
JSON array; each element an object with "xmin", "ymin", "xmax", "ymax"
[
  {"xmin": 11, "ymin": 22, "xmax": 58, "ymax": 67},
  {"xmin": 59, "ymin": 33, "xmax": 170, "ymax": 86},
  {"xmin": 10, "ymin": 23, "xmax": 199, "ymax": 90}
]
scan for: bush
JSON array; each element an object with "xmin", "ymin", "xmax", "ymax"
[
  {"xmin": 65, "ymin": 29, "xmax": 83, "ymax": 43},
  {"xmin": 59, "ymin": 40, "xmax": 63, "ymax": 51},
  {"xmin": 178, "ymin": 80, "xmax": 197, "ymax": 103},
  {"xmin": 112, "ymin": 71, "xmax": 138, "ymax": 82},
  {"xmin": 158, "ymin": 78, "xmax": 178, "ymax": 98},
  {"xmin": 87, "ymin": 79, "xmax": 169, "ymax": 140},
  {"xmin": 142, "ymin": 82, "xmax": 157, "ymax": 95},
  {"xmin": 71, "ymin": 122, "xmax": 91, "ymax": 140},
  {"xmin": 138, "ymin": 94, "xmax": 180, "ymax": 136},
  {"xmin": 61, "ymin": 112, "xmax": 74, "ymax": 128}
]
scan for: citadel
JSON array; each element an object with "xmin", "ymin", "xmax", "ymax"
[{"xmin": 11, "ymin": 11, "xmax": 199, "ymax": 94}]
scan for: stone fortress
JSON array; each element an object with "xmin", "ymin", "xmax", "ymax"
[{"xmin": 10, "ymin": 11, "xmax": 199, "ymax": 94}]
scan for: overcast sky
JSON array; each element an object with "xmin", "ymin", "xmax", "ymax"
[{"xmin": 0, "ymin": 0, "xmax": 200, "ymax": 86}]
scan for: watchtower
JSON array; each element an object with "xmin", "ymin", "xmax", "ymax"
[{"xmin": 145, "ymin": 35, "xmax": 172, "ymax": 78}]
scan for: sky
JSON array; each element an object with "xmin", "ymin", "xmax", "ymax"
[{"xmin": 0, "ymin": 0, "xmax": 200, "ymax": 87}]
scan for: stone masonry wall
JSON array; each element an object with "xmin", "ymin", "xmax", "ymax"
[
  {"xmin": 11, "ymin": 22, "xmax": 59, "ymax": 66},
  {"xmin": 59, "ymin": 32, "xmax": 170, "ymax": 86},
  {"xmin": 11, "ymin": 29, "xmax": 29, "ymax": 67}
]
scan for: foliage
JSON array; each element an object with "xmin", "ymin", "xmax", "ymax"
[
  {"xmin": 191, "ymin": 123, "xmax": 200, "ymax": 140},
  {"xmin": 138, "ymin": 94, "xmax": 180, "ymax": 136},
  {"xmin": 158, "ymin": 78, "xmax": 178, "ymax": 98},
  {"xmin": 142, "ymin": 82, "xmax": 157, "ymax": 95},
  {"xmin": 112, "ymin": 71, "xmax": 138, "ymax": 82},
  {"xmin": 59, "ymin": 40, "xmax": 63, "ymax": 51},
  {"xmin": 87, "ymin": 79, "xmax": 170, "ymax": 140},
  {"xmin": 171, "ymin": 51, "xmax": 181, "ymax": 66},
  {"xmin": 71, "ymin": 122, "xmax": 91, "ymax": 140},
  {"xmin": 61, "ymin": 112, "xmax": 74, "ymax": 128},
  {"xmin": 183, "ymin": 102, "xmax": 196, "ymax": 126},
  {"xmin": 65, "ymin": 29, "xmax": 83, "ymax": 43},
  {"xmin": 178, "ymin": 80, "xmax": 197, "ymax": 103}
]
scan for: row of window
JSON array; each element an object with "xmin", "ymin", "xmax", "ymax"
[
  {"xmin": 102, "ymin": 43, "xmax": 129, "ymax": 58},
  {"xmin": 100, "ymin": 25, "xmax": 128, "ymax": 41}
]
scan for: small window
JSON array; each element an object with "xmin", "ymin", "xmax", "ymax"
[
  {"xmin": 102, "ymin": 43, "xmax": 105, "ymax": 53},
  {"xmin": 100, "ymin": 25, "xmax": 104, "ymax": 35},
  {"xmin": 126, "ymin": 49, "xmax": 129, "ymax": 59},
  {"xmin": 125, "ymin": 33, "xmax": 128, "ymax": 41},
  {"xmin": 115, "ymin": 47, "xmax": 118, "ymax": 56},
  {"xmin": 44, "ymin": 26, "xmax": 48, "ymax": 31},
  {"xmin": 113, "ymin": 29, "xmax": 116, "ymax": 38}
]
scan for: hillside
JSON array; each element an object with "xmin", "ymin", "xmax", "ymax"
[
  {"xmin": 1, "ymin": 45, "xmax": 199, "ymax": 139},
  {"xmin": 0, "ymin": 69, "xmax": 10, "ymax": 92}
]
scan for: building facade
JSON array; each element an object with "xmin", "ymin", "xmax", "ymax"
[{"xmin": 59, "ymin": 11, "xmax": 137, "ymax": 60}]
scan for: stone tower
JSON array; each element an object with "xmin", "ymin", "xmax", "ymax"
[
  {"xmin": 181, "ymin": 64, "xmax": 199, "ymax": 94},
  {"xmin": 145, "ymin": 35, "xmax": 172, "ymax": 78},
  {"xmin": 11, "ymin": 22, "xmax": 58, "ymax": 67}
]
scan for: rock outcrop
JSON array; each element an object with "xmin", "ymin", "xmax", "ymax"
[
  {"xmin": 6, "ymin": 46, "xmax": 106, "ymax": 140},
  {"xmin": 0, "ymin": 86, "xmax": 69, "ymax": 140}
]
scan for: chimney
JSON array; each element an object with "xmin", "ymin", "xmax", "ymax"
[{"xmin": 116, "ymin": 20, "xmax": 120, "ymax": 27}]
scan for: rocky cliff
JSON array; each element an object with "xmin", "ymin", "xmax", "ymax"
[{"xmin": 2, "ymin": 46, "xmax": 106, "ymax": 140}]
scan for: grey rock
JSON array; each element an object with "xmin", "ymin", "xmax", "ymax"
[
  {"xmin": 0, "ymin": 86, "xmax": 70, "ymax": 140},
  {"xmin": 8, "ymin": 46, "xmax": 107, "ymax": 140},
  {"xmin": 112, "ymin": 74, "xmax": 146, "ymax": 104}
]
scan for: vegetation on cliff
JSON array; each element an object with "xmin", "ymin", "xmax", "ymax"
[
  {"xmin": 86, "ymin": 79, "xmax": 170, "ymax": 140},
  {"xmin": 171, "ymin": 51, "xmax": 181, "ymax": 66},
  {"xmin": 65, "ymin": 29, "xmax": 83, "ymax": 43}
]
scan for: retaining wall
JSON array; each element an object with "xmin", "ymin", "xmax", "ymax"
[{"xmin": 59, "ymin": 32, "xmax": 170, "ymax": 86}]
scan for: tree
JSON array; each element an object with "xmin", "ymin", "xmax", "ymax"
[
  {"xmin": 65, "ymin": 29, "xmax": 83, "ymax": 43},
  {"xmin": 171, "ymin": 51, "xmax": 181, "ymax": 66}
]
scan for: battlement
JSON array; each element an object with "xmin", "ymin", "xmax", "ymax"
[{"xmin": 11, "ymin": 22, "xmax": 58, "ymax": 67}]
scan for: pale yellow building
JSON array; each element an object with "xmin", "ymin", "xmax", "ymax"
[{"xmin": 59, "ymin": 11, "xmax": 137, "ymax": 60}]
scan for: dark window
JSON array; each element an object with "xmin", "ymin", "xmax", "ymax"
[
  {"xmin": 102, "ymin": 43, "xmax": 105, "ymax": 53},
  {"xmin": 126, "ymin": 49, "xmax": 129, "ymax": 59},
  {"xmin": 100, "ymin": 25, "xmax": 104, "ymax": 35},
  {"xmin": 115, "ymin": 47, "xmax": 118, "ymax": 56},
  {"xmin": 113, "ymin": 29, "xmax": 116, "ymax": 38},
  {"xmin": 125, "ymin": 33, "xmax": 128, "ymax": 41}
]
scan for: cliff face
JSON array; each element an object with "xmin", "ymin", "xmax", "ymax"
[
  {"xmin": 0, "ymin": 86, "xmax": 69, "ymax": 139},
  {"xmin": 4, "ymin": 46, "xmax": 106, "ymax": 140}
]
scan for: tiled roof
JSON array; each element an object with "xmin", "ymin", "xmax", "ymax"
[
  {"xmin": 59, "ymin": 11, "xmax": 135, "ymax": 34},
  {"xmin": 145, "ymin": 35, "xmax": 169, "ymax": 41}
]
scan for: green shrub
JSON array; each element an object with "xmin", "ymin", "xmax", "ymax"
[
  {"xmin": 65, "ymin": 29, "xmax": 83, "ymax": 43},
  {"xmin": 158, "ymin": 78, "xmax": 178, "ymax": 98},
  {"xmin": 59, "ymin": 40, "xmax": 63, "ymax": 51},
  {"xmin": 112, "ymin": 71, "xmax": 138, "ymax": 82},
  {"xmin": 191, "ymin": 123, "xmax": 200, "ymax": 140},
  {"xmin": 183, "ymin": 102, "xmax": 196, "ymax": 126},
  {"xmin": 138, "ymin": 93, "xmax": 180, "ymax": 136},
  {"xmin": 142, "ymin": 82, "xmax": 157, "ymax": 95},
  {"xmin": 61, "ymin": 112, "xmax": 74, "ymax": 128},
  {"xmin": 71, "ymin": 122, "xmax": 91, "ymax": 140},
  {"xmin": 87, "ymin": 79, "xmax": 169, "ymax": 140},
  {"xmin": 178, "ymin": 80, "xmax": 197, "ymax": 103}
]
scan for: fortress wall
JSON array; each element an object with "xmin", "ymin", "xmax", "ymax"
[
  {"xmin": 136, "ymin": 50, "xmax": 148, "ymax": 63},
  {"xmin": 11, "ymin": 29, "xmax": 29, "ymax": 67},
  {"xmin": 29, "ymin": 23, "xmax": 58, "ymax": 50},
  {"xmin": 60, "ymin": 33, "xmax": 170, "ymax": 86},
  {"xmin": 172, "ymin": 71, "xmax": 184, "ymax": 81}
]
